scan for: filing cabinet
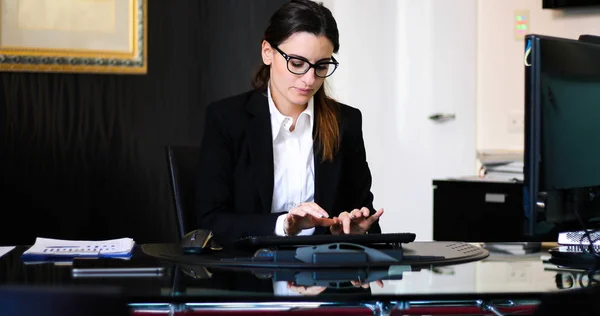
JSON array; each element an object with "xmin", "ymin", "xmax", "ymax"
[{"xmin": 433, "ymin": 178, "xmax": 525, "ymax": 242}]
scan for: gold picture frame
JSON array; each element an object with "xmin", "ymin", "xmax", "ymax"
[{"xmin": 0, "ymin": 0, "xmax": 147, "ymax": 74}]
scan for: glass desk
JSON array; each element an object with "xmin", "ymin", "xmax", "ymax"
[{"xmin": 0, "ymin": 243, "xmax": 597, "ymax": 316}]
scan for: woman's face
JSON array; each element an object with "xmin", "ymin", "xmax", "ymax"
[{"xmin": 262, "ymin": 32, "xmax": 335, "ymax": 109}]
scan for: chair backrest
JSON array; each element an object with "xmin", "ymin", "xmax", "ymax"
[
  {"xmin": 0, "ymin": 286, "xmax": 130, "ymax": 316},
  {"xmin": 166, "ymin": 145, "xmax": 201, "ymax": 239}
]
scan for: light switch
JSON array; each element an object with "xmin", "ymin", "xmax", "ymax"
[{"xmin": 515, "ymin": 10, "xmax": 530, "ymax": 40}]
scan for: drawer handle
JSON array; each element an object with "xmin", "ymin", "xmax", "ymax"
[{"xmin": 485, "ymin": 193, "xmax": 506, "ymax": 203}]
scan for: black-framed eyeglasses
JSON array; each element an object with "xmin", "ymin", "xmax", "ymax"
[{"xmin": 273, "ymin": 46, "xmax": 339, "ymax": 78}]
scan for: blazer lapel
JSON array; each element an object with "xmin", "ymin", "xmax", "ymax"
[
  {"xmin": 246, "ymin": 90, "xmax": 274, "ymax": 214},
  {"xmin": 313, "ymin": 132, "xmax": 342, "ymax": 218}
]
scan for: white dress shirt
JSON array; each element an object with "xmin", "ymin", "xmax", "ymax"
[{"xmin": 268, "ymin": 85, "xmax": 316, "ymax": 236}]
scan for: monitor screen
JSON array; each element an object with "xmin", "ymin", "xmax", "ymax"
[
  {"xmin": 524, "ymin": 34, "xmax": 600, "ymax": 237},
  {"xmin": 543, "ymin": 0, "xmax": 600, "ymax": 8}
]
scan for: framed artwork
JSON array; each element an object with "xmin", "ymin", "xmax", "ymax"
[{"xmin": 0, "ymin": 0, "xmax": 147, "ymax": 74}]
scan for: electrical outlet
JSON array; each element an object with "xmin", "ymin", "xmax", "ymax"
[
  {"xmin": 515, "ymin": 10, "xmax": 530, "ymax": 40},
  {"xmin": 507, "ymin": 263, "xmax": 531, "ymax": 283},
  {"xmin": 508, "ymin": 110, "xmax": 524, "ymax": 134}
]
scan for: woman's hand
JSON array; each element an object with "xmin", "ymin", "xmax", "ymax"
[
  {"xmin": 287, "ymin": 280, "xmax": 384, "ymax": 295},
  {"xmin": 331, "ymin": 207, "xmax": 384, "ymax": 235},
  {"xmin": 351, "ymin": 280, "xmax": 385, "ymax": 289},
  {"xmin": 284, "ymin": 202, "xmax": 336, "ymax": 236},
  {"xmin": 286, "ymin": 282, "xmax": 327, "ymax": 295}
]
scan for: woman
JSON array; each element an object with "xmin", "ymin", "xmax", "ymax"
[{"xmin": 195, "ymin": 0, "xmax": 383, "ymax": 244}]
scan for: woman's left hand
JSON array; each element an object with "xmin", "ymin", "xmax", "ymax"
[
  {"xmin": 330, "ymin": 207, "xmax": 384, "ymax": 235},
  {"xmin": 351, "ymin": 280, "xmax": 385, "ymax": 289}
]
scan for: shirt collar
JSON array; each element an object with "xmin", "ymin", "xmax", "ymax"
[{"xmin": 267, "ymin": 83, "xmax": 314, "ymax": 141}]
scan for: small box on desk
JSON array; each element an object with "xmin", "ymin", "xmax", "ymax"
[{"xmin": 433, "ymin": 177, "xmax": 524, "ymax": 242}]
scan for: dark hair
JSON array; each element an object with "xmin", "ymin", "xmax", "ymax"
[{"xmin": 252, "ymin": 0, "xmax": 340, "ymax": 162}]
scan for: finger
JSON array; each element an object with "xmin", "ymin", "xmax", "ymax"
[
  {"xmin": 330, "ymin": 225, "xmax": 341, "ymax": 235},
  {"xmin": 375, "ymin": 280, "xmax": 384, "ymax": 288},
  {"xmin": 336, "ymin": 212, "xmax": 351, "ymax": 233},
  {"xmin": 288, "ymin": 208, "xmax": 308, "ymax": 217},
  {"xmin": 330, "ymin": 218, "xmax": 342, "ymax": 235},
  {"xmin": 313, "ymin": 217, "xmax": 337, "ymax": 227},
  {"xmin": 296, "ymin": 205, "xmax": 326, "ymax": 219},
  {"xmin": 304, "ymin": 286, "xmax": 327, "ymax": 295},
  {"xmin": 301, "ymin": 202, "xmax": 329, "ymax": 218},
  {"xmin": 351, "ymin": 280, "xmax": 369, "ymax": 288},
  {"xmin": 349, "ymin": 208, "xmax": 361, "ymax": 220},
  {"xmin": 291, "ymin": 285, "xmax": 306, "ymax": 293},
  {"xmin": 354, "ymin": 208, "xmax": 371, "ymax": 221},
  {"xmin": 287, "ymin": 212, "xmax": 303, "ymax": 222},
  {"xmin": 285, "ymin": 213, "xmax": 297, "ymax": 228},
  {"xmin": 365, "ymin": 208, "xmax": 384, "ymax": 225},
  {"xmin": 285, "ymin": 213, "xmax": 305, "ymax": 235},
  {"xmin": 342, "ymin": 214, "xmax": 351, "ymax": 234},
  {"xmin": 360, "ymin": 207, "xmax": 370, "ymax": 217},
  {"xmin": 288, "ymin": 284, "xmax": 302, "ymax": 293}
]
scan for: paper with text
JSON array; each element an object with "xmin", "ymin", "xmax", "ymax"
[
  {"xmin": 22, "ymin": 237, "xmax": 135, "ymax": 259},
  {"xmin": 0, "ymin": 247, "xmax": 15, "ymax": 259}
]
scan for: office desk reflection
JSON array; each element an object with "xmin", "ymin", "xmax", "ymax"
[{"xmin": 0, "ymin": 243, "xmax": 597, "ymax": 315}]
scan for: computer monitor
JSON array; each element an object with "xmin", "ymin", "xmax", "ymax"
[
  {"xmin": 543, "ymin": 0, "xmax": 600, "ymax": 9},
  {"xmin": 523, "ymin": 34, "xmax": 600, "ymax": 240}
]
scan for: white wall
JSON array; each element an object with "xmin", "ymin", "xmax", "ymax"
[
  {"xmin": 323, "ymin": 0, "xmax": 477, "ymax": 240},
  {"xmin": 477, "ymin": 1, "xmax": 600, "ymax": 151},
  {"xmin": 319, "ymin": 0, "xmax": 600, "ymax": 239},
  {"xmin": 322, "ymin": 0, "xmax": 403, "ymax": 234}
]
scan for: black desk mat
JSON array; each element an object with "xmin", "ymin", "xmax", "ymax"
[{"xmin": 142, "ymin": 241, "xmax": 489, "ymax": 269}]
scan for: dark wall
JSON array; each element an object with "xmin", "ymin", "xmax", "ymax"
[{"xmin": 0, "ymin": 0, "xmax": 286, "ymax": 245}]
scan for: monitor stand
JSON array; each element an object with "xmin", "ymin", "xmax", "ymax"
[{"xmin": 579, "ymin": 34, "xmax": 600, "ymax": 45}]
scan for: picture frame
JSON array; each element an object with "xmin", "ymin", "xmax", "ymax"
[{"xmin": 0, "ymin": 0, "xmax": 147, "ymax": 74}]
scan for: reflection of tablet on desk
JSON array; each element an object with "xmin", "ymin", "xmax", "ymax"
[
  {"xmin": 72, "ymin": 257, "xmax": 164, "ymax": 278},
  {"xmin": 234, "ymin": 233, "xmax": 416, "ymax": 249}
]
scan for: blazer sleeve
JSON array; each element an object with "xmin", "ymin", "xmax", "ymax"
[
  {"xmin": 195, "ymin": 103, "xmax": 281, "ymax": 244},
  {"xmin": 341, "ymin": 108, "xmax": 382, "ymax": 234}
]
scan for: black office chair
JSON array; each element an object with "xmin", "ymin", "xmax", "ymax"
[
  {"xmin": 166, "ymin": 145, "xmax": 201, "ymax": 240},
  {"xmin": 0, "ymin": 286, "xmax": 130, "ymax": 316}
]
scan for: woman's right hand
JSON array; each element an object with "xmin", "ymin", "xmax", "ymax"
[
  {"xmin": 287, "ymin": 280, "xmax": 384, "ymax": 296},
  {"xmin": 286, "ymin": 282, "xmax": 327, "ymax": 295},
  {"xmin": 284, "ymin": 202, "xmax": 336, "ymax": 236}
]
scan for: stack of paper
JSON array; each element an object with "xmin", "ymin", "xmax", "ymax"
[
  {"xmin": 21, "ymin": 237, "xmax": 135, "ymax": 261},
  {"xmin": 477, "ymin": 150, "xmax": 524, "ymax": 181}
]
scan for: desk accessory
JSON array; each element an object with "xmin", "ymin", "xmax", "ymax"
[
  {"xmin": 21, "ymin": 237, "xmax": 135, "ymax": 261},
  {"xmin": 181, "ymin": 229, "xmax": 223, "ymax": 254}
]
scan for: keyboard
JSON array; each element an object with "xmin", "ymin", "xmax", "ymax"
[{"xmin": 234, "ymin": 232, "xmax": 416, "ymax": 249}]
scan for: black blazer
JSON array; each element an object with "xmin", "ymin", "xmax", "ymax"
[{"xmin": 195, "ymin": 89, "xmax": 381, "ymax": 244}]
